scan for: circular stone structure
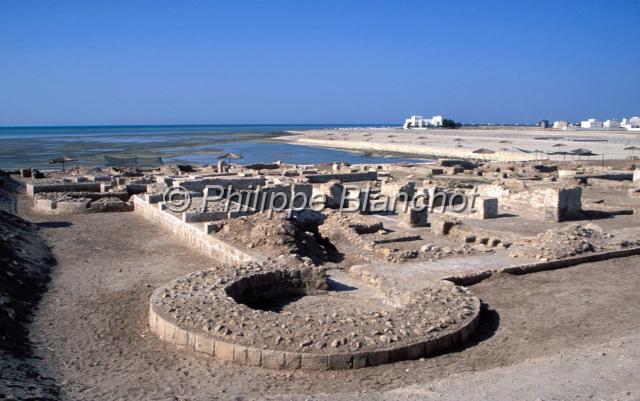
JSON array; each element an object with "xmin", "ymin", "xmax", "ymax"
[{"xmin": 149, "ymin": 263, "xmax": 481, "ymax": 370}]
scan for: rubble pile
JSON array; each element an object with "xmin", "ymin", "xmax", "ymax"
[
  {"xmin": 214, "ymin": 213, "xmax": 328, "ymax": 263},
  {"xmin": 509, "ymin": 223, "xmax": 635, "ymax": 261}
]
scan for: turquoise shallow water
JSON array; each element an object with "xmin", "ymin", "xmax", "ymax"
[{"xmin": 0, "ymin": 124, "xmax": 427, "ymax": 169}]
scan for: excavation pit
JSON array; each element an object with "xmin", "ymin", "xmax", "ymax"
[
  {"xmin": 224, "ymin": 269, "xmax": 328, "ymax": 312},
  {"xmin": 149, "ymin": 263, "xmax": 481, "ymax": 370}
]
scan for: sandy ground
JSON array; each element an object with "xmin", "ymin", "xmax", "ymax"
[
  {"xmin": 11, "ymin": 192, "xmax": 639, "ymax": 400},
  {"xmin": 277, "ymin": 127, "xmax": 640, "ymax": 162}
]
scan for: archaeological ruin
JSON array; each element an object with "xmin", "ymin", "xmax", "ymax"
[{"xmin": 10, "ymin": 156, "xmax": 640, "ymax": 372}]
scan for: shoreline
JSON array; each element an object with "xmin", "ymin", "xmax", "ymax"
[
  {"xmin": 277, "ymin": 127, "xmax": 640, "ymax": 162},
  {"xmin": 0, "ymin": 128, "xmax": 418, "ymax": 170},
  {"xmin": 278, "ymin": 136, "xmax": 532, "ymax": 162}
]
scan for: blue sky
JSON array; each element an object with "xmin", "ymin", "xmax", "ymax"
[{"xmin": 0, "ymin": 0, "xmax": 638, "ymax": 126}]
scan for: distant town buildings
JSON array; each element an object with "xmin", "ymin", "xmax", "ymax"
[
  {"xmin": 603, "ymin": 119, "xmax": 620, "ymax": 129},
  {"xmin": 538, "ymin": 120, "xmax": 549, "ymax": 128},
  {"xmin": 553, "ymin": 120, "xmax": 569, "ymax": 129},
  {"xmin": 574, "ymin": 116, "xmax": 639, "ymax": 130},
  {"xmin": 580, "ymin": 118, "xmax": 603, "ymax": 129},
  {"xmin": 622, "ymin": 117, "xmax": 640, "ymax": 130},
  {"xmin": 403, "ymin": 115, "xmax": 443, "ymax": 129}
]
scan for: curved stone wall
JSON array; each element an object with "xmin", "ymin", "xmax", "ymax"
[{"xmin": 149, "ymin": 263, "xmax": 481, "ymax": 370}]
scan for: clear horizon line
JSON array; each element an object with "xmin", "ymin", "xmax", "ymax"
[
  {"xmin": 0, "ymin": 122, "xmax": 401, "ymax": 129},
  {"xmin": 0, "ymin": 121, "xmax": 545, "ymax": 129}
]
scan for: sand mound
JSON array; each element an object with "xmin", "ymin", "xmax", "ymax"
[
  {"xmin": 0, "ymin": 172, "xmax": 20, "ymax": 213},
  {"xmin": 0, "ymin": 209, "xmax": 59, "ymax": 399}
]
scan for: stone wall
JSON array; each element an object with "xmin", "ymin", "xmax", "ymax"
[
  {"xmin": 26, "ymin": 182, "xmax": 102, "ymax": 197},
  {"xmin": 174, "ymin": 176, "xmax": 266, "ymax": 193},
  {"xmin": 305, "ymin": 171, "xmax": 377, "ymax": 184},
  {"xmin": 149, "ymin": 300, "xmax": 479, "ymax": 371},
  {"xmin": 149, "ymin": 266, "xmax": 481, "ymax": 371},
  {"xmin": 133, "ymin": 196, "xmax": 256, "ymax": 264},
  {"xmin": 33, "ymin": 197, "xmax": 133, "ymax": 215},
  {"xmin": 477, "ymin": 184, "xmax": 581, "ymax": 222}
]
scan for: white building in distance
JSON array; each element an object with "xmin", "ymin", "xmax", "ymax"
[
  {"xmin": 603, "ymin": 119, "xmax": 621, "ymax": 129},
  {"xmin": 622, "ymin": 117, "xmax": 640, "ymax": 130},
  {"xmin": 403, "ymin": 115, "xmax": 443, "ymax": 129},
  {"xmin": 553, "ymin": 120, "xmax": 569, "ymax": 129},
  {"xmin": 580, "ymin": 118, "xmax": 603, "ymax": 129},
  {"xmin": 579, "ymin": 117, "xmax": 639, "ymax": 130}
]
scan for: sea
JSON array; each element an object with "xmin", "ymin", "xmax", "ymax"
[{"xmin": 0, "ymin": 124, "xmax": 428, "ymax": 170}]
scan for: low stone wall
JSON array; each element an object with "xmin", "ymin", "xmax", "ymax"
[
  {"xmin": 305, "ymin": 171, "xmax": 378, "ymax": 184},
  {"xmin": 149, "ymin": 304, "xmax": 479, "ymax": 370},
  {"xmin": 26, "ymin": 182, "xmax": 102, "ymax": 197},
  {"xmin": 133, "ymin": 196, "xmax": 255, "ymax": 264},
  {"xmin": 586, "ymin": 178, "xmax": 634, "ymax": 190},
  {"xmin": 33, "ymin": 198, "xmax": 133, "ymax": 215},
  {"xmin": 443, "ymin": 245, "xmax": 640, "ymax": 286},
  {"xmin": 174, "ymin": 176, "xmax": 266, "ymax": 193}
]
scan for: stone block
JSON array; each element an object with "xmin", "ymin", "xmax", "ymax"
[
  {"xmin": 352, "ymin": 353, "xmax": 368, "ymax": 369},
  {"xmin": 423, "ymin": 338, "xmax": 438, "ymax": 356},
  {"xmin": 261, "ymin": 350, "xmax": 286, "ymax": 370},
  {"xmin": 473, "ymin": 197, "xmax": 498, "ymax": 219},
  {"xmin": 328, "ymin": 353, "xmax": 353, "ymax": 370},
  {"xmin": 284, "ymin": 352, "xmax": 301, "ymax": 370},
  {"xmin": 404, "ymin": 342, "xmax": 425, "ymax": 360},
  {"xmin": 187, "ymin": 332, "xmax": 197, "ymax": 349},
  {"xmin": 300, "ymin": 353, "xmax": 328, "ymax": 370},
  {"xmin": 367, "ymin": 349, "xmax": 390, "ymax": 367},
  {"xmin": 148, "ymin": 310, "xmax": 157, "ymax": 332},
  {"xmin": 233, "ymin": 345, "xmax": 248, "ymax": 365},
  {"xmin": 246, "ymin": 348, "xmax": 262, "ymax": 367},
  {"xmin": 155, "ymin": 318, "xmax": 166, "ymax": 340},
  {"xmin": 162, "ymin": 323, "xmax": 176, "ymax": 343},
  {"xmin": 389, "ymin": 346, "xmax": 408, "ymax": 362},
  {"xmin": 437, "ymin": 332, "xmax": 453, "ymax": 351},
  {"xmin": 400, "ymin": 207, "xmax": 428, "ymax": 227},
  {"xmin": 215, "ymin": 340, "xmax": 235, "ymax": 362},
  {"xmin": 174, "ymin": 328, "xmax": 188, "ymax": 346},
  {"xmin": 195, "ymin": 334, "xmax": 215, "ymax": 355}
]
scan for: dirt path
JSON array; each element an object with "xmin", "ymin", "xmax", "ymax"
[{"xmin": 19, "ymin": 194, "xmax": 640, "ymax": 400}]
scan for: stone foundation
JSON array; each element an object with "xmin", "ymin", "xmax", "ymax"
[{"xmin": 149, "ymin": 263, "xmax": 481, "ymax": 370}]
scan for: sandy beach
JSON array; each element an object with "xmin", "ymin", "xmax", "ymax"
[{"xmin": 277, "ymin": 127, "xmax": 640, "ymax": 162}]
